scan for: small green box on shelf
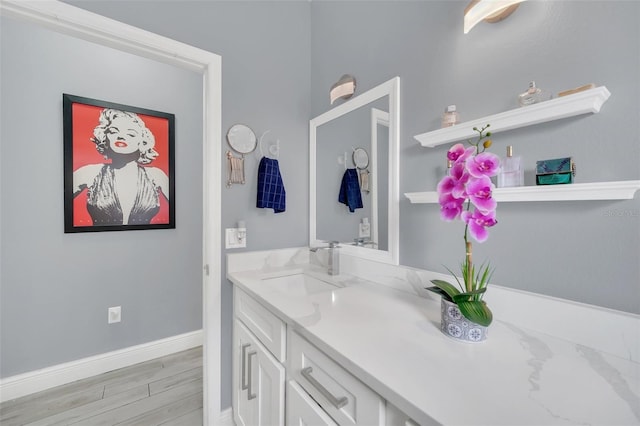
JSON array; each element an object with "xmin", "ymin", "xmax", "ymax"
[{"xmin": 536, "ymin": 157, "xmax": 576, "ymax": 185}]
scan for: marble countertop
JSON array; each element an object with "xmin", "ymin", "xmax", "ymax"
[{"xmin": 228, "ymin": 262, "xmax": 640, "ymax": 425}]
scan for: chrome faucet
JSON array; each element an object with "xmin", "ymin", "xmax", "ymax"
[{"xmin": 310, "ymin": 241, "xmax": 340, "ymax": 275}]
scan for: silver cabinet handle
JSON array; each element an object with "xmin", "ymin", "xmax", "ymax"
[
  {"xmin": 301, "ymin": 366, "xmax": 348, "ymax": 409},
  {"xmin": 247, "ymin": 351, "xmax": 257, "ymax": 400},
  {"xmin": 241, "ymin": 343, "xmax": 250, "ymax": 390}
]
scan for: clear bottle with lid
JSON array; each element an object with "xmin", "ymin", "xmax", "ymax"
[
  {"xmin": 518, "ymin": 81, "xmax": 552, "ymax": 107},
  {"xmin": 441, "ymin": 105, "xmax": 460, "ymax": 128},
  {"xmin": 497, "ymin": 145, "xmax": 524, "ymax": 188}
]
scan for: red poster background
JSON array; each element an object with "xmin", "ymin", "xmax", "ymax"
[{"xmin": 71, "ymin": 102, "xmax": 171, "ymax": 227}]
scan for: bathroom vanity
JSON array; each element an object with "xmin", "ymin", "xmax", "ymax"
[{"xmin": 228, "ymin": 248, "xmax": 640, "ymax": 425}]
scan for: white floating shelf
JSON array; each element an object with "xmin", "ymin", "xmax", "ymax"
[
  {"xmin": 404, "ymin": 180, "xmax": 640, "ymax": 203},
  {"xmin": 415, "ymin": 86, "xmax": 611, "ymax": 148}
]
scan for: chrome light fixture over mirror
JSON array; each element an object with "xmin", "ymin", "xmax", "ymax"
[{"xmin": 310, "ymin": 77, "xmax": 400, "ymax": 265}]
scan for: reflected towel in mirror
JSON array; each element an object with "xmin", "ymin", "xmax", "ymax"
[
  {"xmin": 359, "ymin": 169, "xmax": 370, "ymax": 194},
  {"xmin": 338, "ymin": 168, "xmax": 363, "ymax": 213},
  {"xmin": 257, "ymin": 157, "xmax": 286, "ymax": 213}
]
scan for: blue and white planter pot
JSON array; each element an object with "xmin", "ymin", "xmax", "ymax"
[{"xmin": 440, "ymin": 298, "xmax": 488, "ymax": 343}]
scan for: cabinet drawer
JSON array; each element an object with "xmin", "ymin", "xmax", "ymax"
[
  {"xmin": 234, "ymin": 287, "xmax": 286, "ymax": 362},
  {"xmin": 289, "ymin": 330, "xmax": 384, "ymax": 426},
  {"xmin": 286, "ymin": 380, "xmax": 338, "ymax": 426},
  {"xmin": 386, "ymin": 401, "xmax": 421, "ymax": 426}
]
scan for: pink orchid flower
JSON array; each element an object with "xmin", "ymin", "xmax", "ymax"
[
  {"xmin": 439, "ymin": 193, "xmax": 465, "ymax": 221},
  {"xmin": 437, "ymin": 162, "xmax": 469, "ymax": 199},
  {"xmin": 465, "ymin": 152, "xmax": 500, "ymax": 178},
  {"xmin": 461, "ymin": 208, "xmax": 497, "ymax": 243},
  {"xmin": 466, "ymin": 175, "xmax": 497, "ymax": 213},
  {"xmin": 437, "ymin": 175, "xmax": 455, "ymax": 196},
  {"xmin": 447, "ymin": 144, "xmax": 476, "ymax": 164},
  {"xmin": 447, "ymin": 143, "xmax": 466, "ymax": 162}
]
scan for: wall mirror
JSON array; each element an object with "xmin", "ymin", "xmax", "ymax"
[{"xmin": 310, "ymin": 77, "xmax": 399, "ymax": 264}]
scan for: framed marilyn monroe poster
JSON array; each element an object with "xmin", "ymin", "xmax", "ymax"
[{"xmin": 63, "ymin": 94, "xmax": 175, "ymax": 233}]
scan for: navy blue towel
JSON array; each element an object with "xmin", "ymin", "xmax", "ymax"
[
  {"xmin": 257, "ymin": 157, "xmax": 286, "ymax": 213},
  {"xmin": 338, "ymin": 168, "xmax": 363, "ymax": 213}
]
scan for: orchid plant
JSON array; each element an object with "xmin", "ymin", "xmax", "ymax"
[{"xmin": 427, "ymin": 124, "xmax": 499, "ymax": 327}]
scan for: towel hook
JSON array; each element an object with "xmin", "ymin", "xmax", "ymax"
[
  {"xmin": 259, "ymin": 130, "xmax": 280, "ymax": 159},
  {"xmin": 343, "ymin": 152, "xmax": 348, "ymax": 170}
]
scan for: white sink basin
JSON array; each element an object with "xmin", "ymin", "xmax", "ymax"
[{"xmin": 262, "ymin": 273, "xmax": 340, "ymax": 296}]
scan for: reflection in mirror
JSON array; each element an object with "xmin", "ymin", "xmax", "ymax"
[{"xmin": 310, "ymin": 77, "xmax": 399, "ymax": 264}]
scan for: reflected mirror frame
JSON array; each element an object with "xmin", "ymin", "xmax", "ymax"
[{"xmin": 310, "ymin": 76, "xmax": 400, "ymax": 265}]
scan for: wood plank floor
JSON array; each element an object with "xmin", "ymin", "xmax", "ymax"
[{"xmin": 0, "ymin": 346, "xmax": 203, "ymax": 426}]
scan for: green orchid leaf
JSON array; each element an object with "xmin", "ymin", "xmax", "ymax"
[
  {"xmin": 429, "ymin": 279, "xmax": 461, "ymax": 300},
  {"xmin": 452, "ymin": 294, "xmax": 471, "ymax": 303},
  {"xmin": 443, "ymin": 265, "xmax": 464, "ymax": 292},
  {"xmin": 452, "ymin": 287, "xmax": 487, "ymax": 303},
  {"xmin": 457, "ymin": 300, "xmax": 493, "ymax": 326},
  {"xmin": 478, "ymin": 262, "xmax": 494, "ymax": 290},
  {"xmin": 425, "ymin": 286, "xmax": 453, "ymax": 302}
]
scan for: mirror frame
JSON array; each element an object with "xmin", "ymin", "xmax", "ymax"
[{"xmin": 310, "ymin": 76, "xmax": 400, "ymax": 265}]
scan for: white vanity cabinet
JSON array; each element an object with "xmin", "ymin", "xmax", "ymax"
[
  {"xmin": 232, "ymin": 283, "xmax": 417, "ymax": 426},
  {"xmin": 233, "ymin": 288, "xmax": 285, "ymax": 426}
]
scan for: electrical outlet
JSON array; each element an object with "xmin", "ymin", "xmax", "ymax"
[{"xmin": 108, "ymin": 306, "xmax": 121, "ymax": 324}]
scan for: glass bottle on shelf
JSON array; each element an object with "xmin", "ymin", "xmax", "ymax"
[
  {"xmin": 497, "ymin": 145, "xmax": 524, "ymax": 188},
  {"xmin": 518, "ymin": 81, "xmax": 551, "ymax": 107},
  {"xmin": 441, "ymin": 105, "xmax": 459, "ymax": 128}
]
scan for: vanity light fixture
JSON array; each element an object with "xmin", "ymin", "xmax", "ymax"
[
  {"xmin": 463, "ymin": 0, "xmax": 527, "ymax": 34},
  {"xmin": 329, "ymin": 74, "xmax": 356, "ymax": 105}
]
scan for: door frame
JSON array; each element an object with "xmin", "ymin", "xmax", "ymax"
[{"xmin": 0, "ymin": 1, "xmax": 222, "ymax": 423}]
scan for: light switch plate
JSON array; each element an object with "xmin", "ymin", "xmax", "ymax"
[{"xmin": 226, "ymin": 228, "xmax": 246, "ymax": 249}]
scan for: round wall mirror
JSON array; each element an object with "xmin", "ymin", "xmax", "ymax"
[{"xmin": 227, "ymin": 124, "xmax": 257, "ymax": 154}]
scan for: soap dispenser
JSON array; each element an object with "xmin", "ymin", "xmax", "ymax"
[{"xmin": 498, "ymin": 145, "xmax": 524, "ymax": 188}]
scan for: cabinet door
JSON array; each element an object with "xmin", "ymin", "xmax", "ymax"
[
  {"xmin": 233, "ymin": 319, "xmax": 285, "ymax": 426},
  {"xmin": 233, "ymin": 319, "xmax": 256, "ymax": 426},
  {"xmin": 287, "ymin": 380, "xmax": 338, "ymax": 426}
]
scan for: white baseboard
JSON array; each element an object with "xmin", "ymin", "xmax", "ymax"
[
  {"xmin": 0, "ymin": 329, "xmax": 203, "ymax": 403},
  {"xmin": 217, "ymin": 407, "xmax": 234, "ymax": 426}
]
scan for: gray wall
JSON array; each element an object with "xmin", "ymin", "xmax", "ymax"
[
  {"xmin": 2, "ymin": 0, "xmax": 639, "ymax": 414},
  {"xmin": 311, "ymin": 0, "xmax": 640, "ymax": 314},
  {"xmin": 59, "ymin": 0, "xmax": 312, "ymax": 410},
  {"xmin": 0, "ymin": 17, "xmax": 203, "ymax": 376}
]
